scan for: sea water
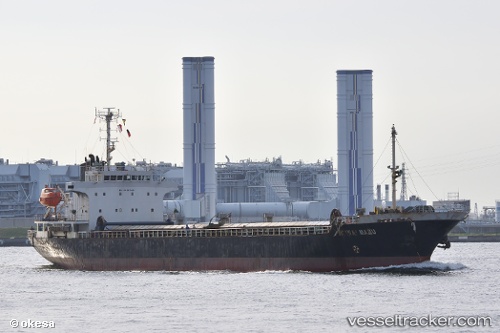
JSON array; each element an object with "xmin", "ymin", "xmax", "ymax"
[{"xmin": 0, "ymin": 243, "xmax": 498, "ymax": 332}]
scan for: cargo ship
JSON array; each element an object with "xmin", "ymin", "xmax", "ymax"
[{"xmin": 28, "ymin": 112, "xmax": 467, "ymax": 271}]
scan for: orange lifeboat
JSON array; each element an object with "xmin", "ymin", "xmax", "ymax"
[{"xmin": 39, "ymin": 186, "xmax": 63, "ymax": 208}]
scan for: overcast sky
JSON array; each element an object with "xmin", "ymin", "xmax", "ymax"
[{"xmin": 1, "ymin": 0, "xmax": 499, "ymax": 212}]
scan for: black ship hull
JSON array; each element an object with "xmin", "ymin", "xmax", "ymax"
[{"xmin": 29, "ymin": 219, "xmax": 460, "ymax": 272}]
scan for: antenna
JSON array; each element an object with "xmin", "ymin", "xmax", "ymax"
[{"xmin": 95, "ymin": 107, "xmax": 122, "ymax": 167}]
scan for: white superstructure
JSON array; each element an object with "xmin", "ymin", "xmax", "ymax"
[
  {"xmin": 182, "ymin": 57, "xmax": 216, "ymax": 221},
  {"xmin": 337, "ymin": 70, "xmax": 374, "ymax": 215}
]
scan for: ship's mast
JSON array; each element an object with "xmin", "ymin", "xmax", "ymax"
[
  {"xmin": 388, "ymin": 125, "xmax": 401, "ymax": 209},
  {"xmin": 95, "ymin": 107, "xmax": 121, "ymax": 167}
]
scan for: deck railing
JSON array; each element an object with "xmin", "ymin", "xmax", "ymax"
[{"xmin": 77, "ymin": 225, "xmax": 331, "ymax": 239}]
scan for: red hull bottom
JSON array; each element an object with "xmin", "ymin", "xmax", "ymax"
[{"xmin": 41, "ymin": 256, "xmax": 431, "ymax": 272}]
